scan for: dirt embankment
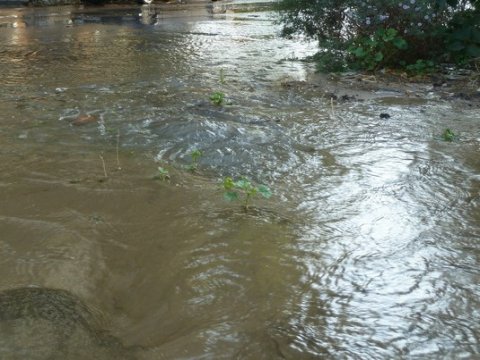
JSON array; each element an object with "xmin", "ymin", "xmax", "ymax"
[{"xmin": 283, "ymin": 69, "xmax": 480, "ymax": 108}]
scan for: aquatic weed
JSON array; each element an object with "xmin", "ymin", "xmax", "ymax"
[
  {"xmin": 219, "ymin": 69, "xmax": 226, "ymax": 84},
  {"xmin": 186, "ymin": 149, "xmax": 203, "ymax": 172},
  {"xmin": 223, "ymin": 177, "xmax": 272, "ymax": 210},
  {"xmin": 442, "ymin": 128, "xmax": 456, "ymax": 142},
  {"xmin": 154, "ymin": 166, "xmax": 170, "ymax": 181},
  {"xmin": 210, "ymin": 91, "xmax": 225, "ymax": 106}
]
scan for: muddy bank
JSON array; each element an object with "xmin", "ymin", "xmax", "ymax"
[{"xmin": 283, "ymin": 69, "xmax": 480, "ymax": 108}]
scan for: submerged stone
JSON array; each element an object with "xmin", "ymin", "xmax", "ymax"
[{"xmin": 0, "ymin": 287, "xmax": 136, "ymax": 360}]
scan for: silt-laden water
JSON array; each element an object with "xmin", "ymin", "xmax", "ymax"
[{"xmin": 0, "ymin": 3, "xmax": 479, "ymax": 359}]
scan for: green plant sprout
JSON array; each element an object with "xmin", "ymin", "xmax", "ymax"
[
  {"xmin": 223, "ymin": 176, "xmax": 272, "ymax": 210},
  {"xmin": 219, "ymin": 68, "xmax": 226, "ymax": 84},
  {"xmin": 186, "ymin": 149, "xmax": 203, "ymax": 172},
  {"xmin": 442, "ymin": 128, "xmax": 456, "ymax": 142},
  {"xmin": 154, "ymin": 166, "xmax": 170, "ymax": 181},
  {"xmin": 210, "ymin": 91, "xmax": 225, "ymax": 106}
]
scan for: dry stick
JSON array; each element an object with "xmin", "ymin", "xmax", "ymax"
[
  {"xmin": 99, "ymin": 155, "xmax": 108, "ymax": 178},
  {"xmin": 116, "ymin": 129, "xmax": 122, "ymax": 170}
]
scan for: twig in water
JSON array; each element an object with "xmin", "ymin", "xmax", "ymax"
[
  {"xmin": 330, "ymin": 97, "xmax": 335, "ymax": 116},
  {"xmin": 99, "ymin": 155, "xmax": 108, "ymax": 178},
  {"xmin": 220, "ymin": 68, "xmax": 225, "ymax": 84},
  {"xmin": 116, "ymin": 129, "xmax": 122, "ymax": 170}
]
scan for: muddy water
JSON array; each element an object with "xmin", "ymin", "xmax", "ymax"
[{"xmin": 1, "ymin": 3, "xmax": 479, "ymax": 359}]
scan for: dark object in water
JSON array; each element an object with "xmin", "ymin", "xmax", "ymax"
[
  {"xmin": 379, "ymin": 113, "xmax": 391, "ymax": 119},
  {"xmin": 0, "ymin": 287, "xmax": 136, "ymax": 360},
  {"xmin": 72, "ymin": 114, "xmax": 99, "ymax": 126}
]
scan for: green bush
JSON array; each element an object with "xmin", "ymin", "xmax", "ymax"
[
  {"xmin": 277, "ymin": 0, "xmax": 480, "ymax": 71},
  {"xmin": 446, "ymin": 7, "xmax": 480, "ymax": 62},
  {"xmin": 348, "ymin": 28, "xmax": 408, "ymax": 70}
]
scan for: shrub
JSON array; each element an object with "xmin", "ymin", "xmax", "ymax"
[
  {"xmin": 446, "ymin": 6, "xmax": 480, "ymax": 62},
  {"xmin": 277, "ymin": 0, "xmax": 480, "ymax": 71},
  {"xmin": 347, "ymin": 28, "xmax": 408, "ymax": 70}
]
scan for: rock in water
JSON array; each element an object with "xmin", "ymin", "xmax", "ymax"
[{"xmin": 0, "ymin": 287, "xmax": 136, "ymax": 360}]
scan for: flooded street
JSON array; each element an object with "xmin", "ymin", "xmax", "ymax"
[{"xmin": 1, "ymin": 2, "xmax": 479, "ymax": 359}]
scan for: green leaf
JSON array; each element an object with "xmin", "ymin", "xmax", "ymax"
[
  {"xmin": 384, "ymin": 28, "xmax": 397, "ymax": 41},
  {"xmin": 158, "ymin": 166, "xmax": 168, "ymax": 174},
  {"xmin": 234, "ymin": 179, "xmax": 252, "ymax": 190},
  {"xmin": 449, "ymin": 41, "xmax": 466, "ymax": 51},
  {"xmin": 154, "ymin": 167, "xmax": 170, "ymax": 180},
  {"xmin": 374, "ymin": 52, "xmax": 384, "ymax": 62},
  {"xmin": 472, "ymin": 29, "xmax": 480, "ymax": 43},
  {"xmin": 210, "ymin": 91, "xmax": 225, "ymax": 106},
  {"xmin": 376, "ymin": 28, "xmax": 385, "ymax": 37},
  {"xmin": 451, "ymin": 27, "xmax": 472, "ymax": 41},
  {"xmin": 191, "ymin": 149, "xmax": 203, "ymax": 162},
  {"xmin": 246, "ymin": 187, "xmax": 258, "ymax": 197},
  {"xmin": 223, "ymin": 177, "xmax": 235, "ymax": 190},
  {"xmin": 392, "ymin": 37, "xmax": 408, "ymax": 50},
  {"xmin": 442, "ymin": 128, "xmax": 455, "ymax": 142},
  {"xmin": 436, "ymin": 0, "xmax": 447, "ymax": 8},
  {"xmin": 351, "ymin": 47, "xmax": 366, "ymax": 58},
  {"xmin": 186, "ymin": 164, "xmax": 197, "ymax": 172},
  {"xmin": 365, "ymin": 38, "xmax": 377, "ymax": 47},
  {"xmin": 224, "ymin": 191, "xmax": 239, "ymax": 201},
  {"xmin": 257, "ymin": 185, "xmax": 272, "ymax": 199},
  {"xmin": 466, "ymin": 44, "xmax": 480, "ymax": 57}
]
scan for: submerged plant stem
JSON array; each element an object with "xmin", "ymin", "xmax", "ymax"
[
  {"xmin": 116, "ymin": 129, "xmax": 122, "ymax": 170},
  {"xmin": 244, "ymin": 193, "xmax": 251, "ymax": 210},
  {"xmin": 99, "ymin": 155, "xmax": 108, "ymax": 178}
]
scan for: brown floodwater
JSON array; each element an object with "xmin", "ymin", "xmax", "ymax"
[{"xmin": 0, "ymin": 3, "xmax": 479, "ymax": 359}]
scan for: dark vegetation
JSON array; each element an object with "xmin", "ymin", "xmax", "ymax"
[{"xmin": 277, "ymin": 0, "xmax": 480, "ymax": 73}]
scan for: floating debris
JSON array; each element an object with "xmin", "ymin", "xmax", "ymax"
[{"xmin": 71, "ymin": 114, "xmax": 99, "ymax": 126}]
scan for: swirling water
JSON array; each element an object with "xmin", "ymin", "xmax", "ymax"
[{"xmin": 0, "ymin": 4, "xmax": 479, "ymax": 359}]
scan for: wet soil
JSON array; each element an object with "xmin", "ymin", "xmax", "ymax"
[{"xmin": 283, "ymin": 69, "xmax": 480, "ymax": 108}]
